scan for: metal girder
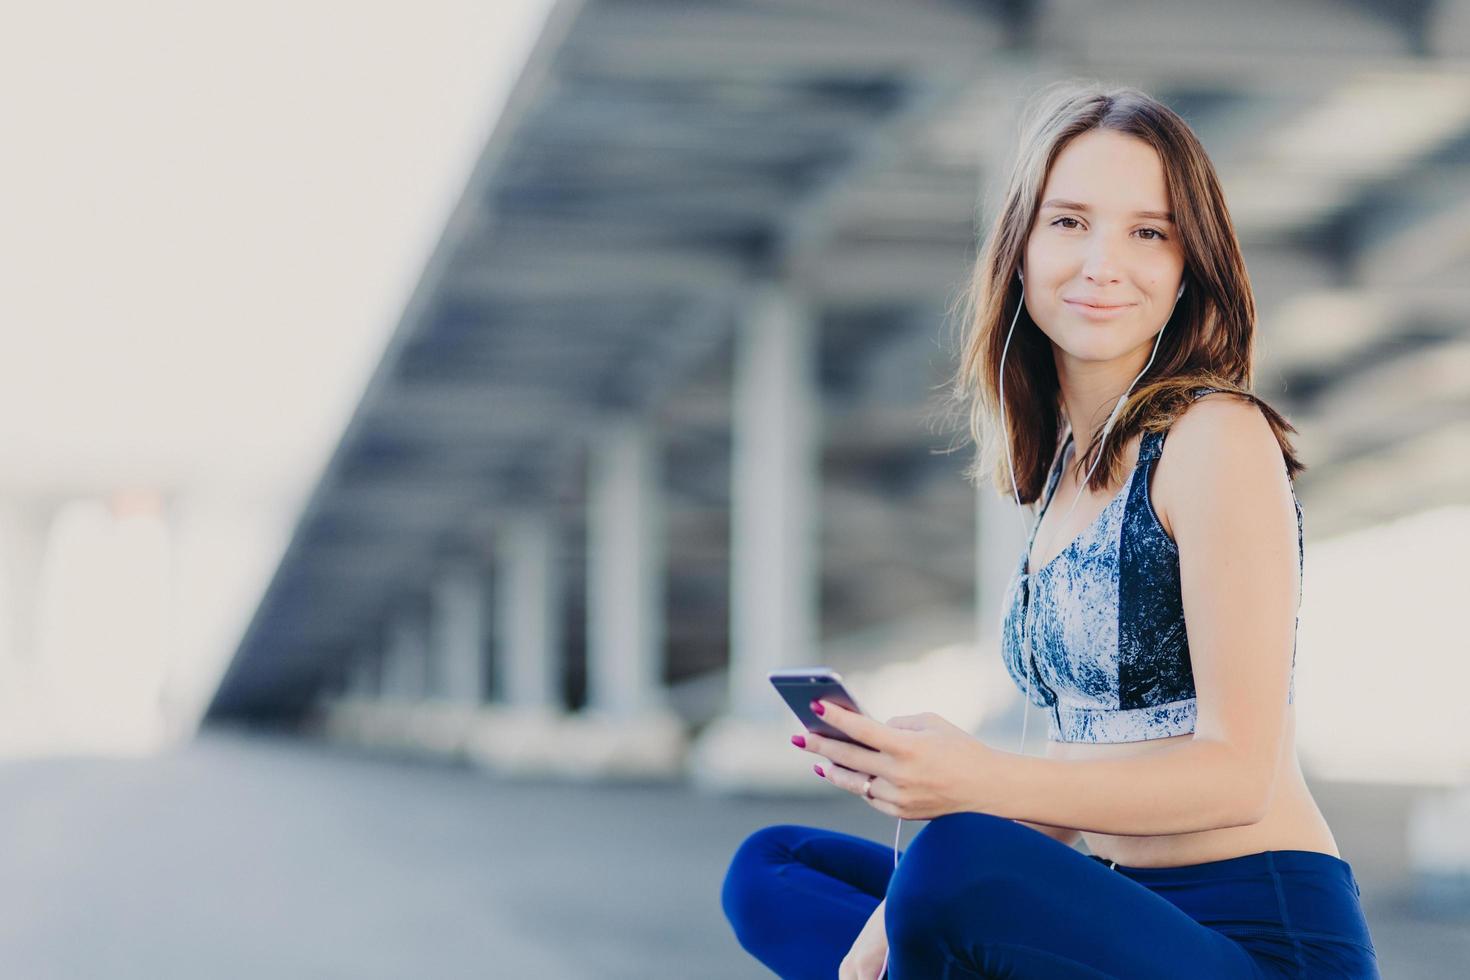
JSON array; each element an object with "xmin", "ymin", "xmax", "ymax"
[
  {"xmin": 444, "ymin": 238, "xmax": 746, "ymax": 299},
  {"xmin": 561, "ymin": 1, "xmax": 1004, "ymax": 81},
  {"xmin": 368, "ymin": 380, "xmax": 602, "ymax": 435}
]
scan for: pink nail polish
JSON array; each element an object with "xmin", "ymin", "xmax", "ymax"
[
  {"xmin": 791, "ymin": 734, "xmax": 806, "ymax": 748},
  {"xmin": 813, "ymin": 764, "xmax": 825, "ymax": 777},
  {"xmin": 810, "ymin": 700, "xmax": 825, "ymax": 716}
]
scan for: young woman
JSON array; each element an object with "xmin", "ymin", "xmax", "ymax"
[{"xmin": 721, "ymin": 82, "xmax": 1380, "ymax": 978}]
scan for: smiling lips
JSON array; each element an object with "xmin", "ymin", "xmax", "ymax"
[
  {"xmin": 1065, "ymin": 298, "xmax": 1135, "ymax": 319},
  {"xmin": 1066, "ymin": 297, "xmax": 1133, "ymax": 308}
]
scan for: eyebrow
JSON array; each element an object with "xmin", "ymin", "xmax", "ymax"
[{"xmin": 1040, "ymin": 198, "xmax": 1174, "ymax": 222}]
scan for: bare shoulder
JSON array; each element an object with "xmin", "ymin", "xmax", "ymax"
[
  {"xmin": 1152, "ymin": 391, "xmax": 1291, "ymax": 540},
  {"xmin": 1169, "ymin": 390, "xmax": 1282, "ymax": 458}
]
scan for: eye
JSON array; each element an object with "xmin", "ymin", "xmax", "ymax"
[{"xmin": 1049, "ymin": 216, "xmax": 1169, "ymax": 242}]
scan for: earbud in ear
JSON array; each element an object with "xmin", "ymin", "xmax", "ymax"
[
  {"xmin": 1176, "ymin": 281, "xmax": 1186, "ymax": 300},
  {"xmin": 1017, "ymin": 270, "xmax": 1024, "ymax": 283}
]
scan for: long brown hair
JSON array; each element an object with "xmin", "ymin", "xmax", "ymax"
[{"xmin": 942, "ymin": 80, "xmax": 1305, "ymax": 505}]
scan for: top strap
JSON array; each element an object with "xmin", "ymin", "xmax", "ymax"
[
  {"xmin": 1137, "ymin": 386, "xmax": 1227, "ymax": 463},
  {"xmin": 1136, "ymin": 429, "xmax": 1166, "ymax": 464}
]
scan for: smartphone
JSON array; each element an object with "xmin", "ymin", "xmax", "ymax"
[{"xmin": 768, "ymin": 667, "xmax": 876, "ymax": 748}]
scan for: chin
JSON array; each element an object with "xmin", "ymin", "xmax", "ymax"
[{"xmin": 1056, "ymin": 331, "xmax": 1137, "ymax": 363}]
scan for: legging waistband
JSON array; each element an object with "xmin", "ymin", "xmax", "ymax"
[{"xmin": 1088, "ymin": 848, "xmax": 1355, "ymax": 887}]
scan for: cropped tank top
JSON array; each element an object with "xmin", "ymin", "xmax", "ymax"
[{"xmin": 999, "ymin": 387, "xmax": 1303, "ymax": 743}]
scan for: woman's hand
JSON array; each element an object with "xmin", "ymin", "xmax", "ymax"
[
  {"xmin": 839, "ymin": 898, "xmax": 889, "ymax": 980},
  {"xmin": 793, "ymin": 699, "xmax": 1008, "ymax": 820}
]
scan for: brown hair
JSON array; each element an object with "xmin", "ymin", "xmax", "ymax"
[{"xmin": 941, "ymin": 80, "xmax": 1305, "ymax": 504}]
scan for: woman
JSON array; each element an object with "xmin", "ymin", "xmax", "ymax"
[{"xmin": 720, "ymin": 82, "xmax": 1380, "ymax": 978}]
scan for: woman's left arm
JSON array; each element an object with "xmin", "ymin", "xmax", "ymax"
[{"xmin": 988, "ymin": 396, "xmax": 1300, "ymax": 836}]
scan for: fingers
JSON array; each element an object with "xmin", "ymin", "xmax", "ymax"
[
  {"xmin": 814, "ymin": 699, "xmax": 897, "ymax": 755},
  {"xmin": 794, "ymin": 708, "xmax": 894, "ymax": 777},
  {"xmin": 822, "ymin": 763, "xmax": 900, "ymax": 817},
  {"xmin": 822, "ymin": 761, "xmax": 870, "ymax": 796},
  {"xmin": 805, "ymin": 733, "xmax": 889, "ymax": 777}
]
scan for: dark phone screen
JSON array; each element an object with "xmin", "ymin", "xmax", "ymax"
[{"xmin": 771, "ymin": 674, "xmax": 877, "ymax": 749}]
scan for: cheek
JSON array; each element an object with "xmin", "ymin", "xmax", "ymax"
[
  {"xmin": 1021, "ymin": 235, "xmax": 1057, "ymax": 275},
  {"xmin": 1153, "ymin": 255, "xmax": 1186, "ymax": 287}
]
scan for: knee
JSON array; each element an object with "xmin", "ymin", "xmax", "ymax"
[
  {"xmin": 897, "ymin": 811, "xmax": 1034, "ymax": 882},
  {"xmin": 885, "ymin": 812, "xmax": 1038, "ymax": 945},
  {"xmin": 720, "ymin": 824, "xmax": 809, "ymax": 937}
]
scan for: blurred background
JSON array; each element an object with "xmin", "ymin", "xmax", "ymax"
[{"xmin": 3, "ymin": 0, "xmax": 1469, "ymax": 976}]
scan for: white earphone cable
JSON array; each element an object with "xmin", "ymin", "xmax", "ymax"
[{"xmin": 877, "ymin": 270, "xmax": 1183, "ymax": 980}]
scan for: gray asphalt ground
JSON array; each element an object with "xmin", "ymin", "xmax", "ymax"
[{"xmin": 0, "ymin": 729, "xmax": 1463, "ymax": 978}]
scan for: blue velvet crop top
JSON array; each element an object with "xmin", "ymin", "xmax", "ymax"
[{"xmin": 999, "ymin": 387, "xmax": 1303, "ymax": 743}]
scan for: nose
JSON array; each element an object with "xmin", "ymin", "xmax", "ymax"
[{"xmin": 1080, "ymin": 238, "xmax": 1124, "ymax": 286}]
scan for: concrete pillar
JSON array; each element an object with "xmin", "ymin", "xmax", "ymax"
[
  {"xmin": 382, "ymin": 602, "xmax": 430, "ymax": 701},
  {"xmin": 494, "ymin": 512, "xmax": 562, "ymax": 710},
  {"xmin": 430, "ymin": 562, "xmax": 488, "ymax": 706},
  {"xmin": 348, "ymin": 635, "xmax": 380, "ymax": 698},
  {"xmin": 0, "ymin": 497, "xmax": 54, "ymax": 670},
  {"xmin": 687, "ymin": 281, "xmax": 824, "ymax": 792},
  {"xmin": 0, "ymin": 498, "xmax": 54, "ymax": 748},
  {"xmin": 727, "ymin": 283, "xmax": 821, "ymax": 720},
  {"xmin": 585, "ymin": 418, "xmax": 667, "ymax": 718},
  {"xmin": 1408, "ymin": 784, "xmax": 1470, "ymax": 912},
  {"xmin": 319, "ymin": 656, "xmax": 348, "ymax": 701},
  {"xmin": 465, "ymin": 511, "xmax": 574, "ymax": 775}
]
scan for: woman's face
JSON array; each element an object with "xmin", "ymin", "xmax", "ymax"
[{"xmin": 1022, "ymin": 129, "xmax": 1186, "ymax": 369}]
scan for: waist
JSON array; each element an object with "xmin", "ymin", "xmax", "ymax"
[{"xmin": 1087, "ymin": 849, "xmax": 1372, "ymax": 947}]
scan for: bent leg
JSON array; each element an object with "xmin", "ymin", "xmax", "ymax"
[
  {"xmin": 722, "ymin": 824, "xmax": 901, "ymax": 980},
  {"xmin": 885, "ymin": 812, "xmax": 1264, "ymax": 979}
]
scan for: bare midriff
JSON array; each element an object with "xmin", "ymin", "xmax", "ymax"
[{"xmin": 1048, "ymin": 707, "xmax": 1340, "ymax": 868}]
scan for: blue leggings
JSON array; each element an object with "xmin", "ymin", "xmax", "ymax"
[{"xmin": 722, "ymin": 812, "xmax": 1380, "ymax": 978}]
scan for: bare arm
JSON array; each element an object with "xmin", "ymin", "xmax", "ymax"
[{"xmin": 991, "ymin": 738, "xmax": 1265, "ymax": 835}]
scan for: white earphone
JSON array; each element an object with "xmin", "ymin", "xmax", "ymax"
[{"xmin": 1002, "ymin": 268, "xmax": 1185, "ymax": 752}]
